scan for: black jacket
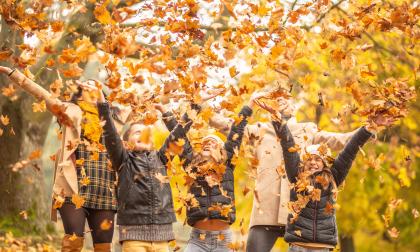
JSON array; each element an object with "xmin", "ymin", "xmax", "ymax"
[
  {"xmin": 98, "ymin": 102, "xmax": 187, "ymax": 226},
  {"xmin": 162, "ymin": 106, "xmax": 253, "ymax": 226},
  {"xmin": 272, "ymin": 121, "xmax": 372, "ymax": 246}
]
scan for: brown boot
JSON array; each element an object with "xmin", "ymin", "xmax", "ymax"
[
  {"xmin": 61, "ymin": 234, "xmax": 84, "ymax": 252},
  {"xmin": 93, "ymin": 243, "xmax": 112, "ymax": 252}
]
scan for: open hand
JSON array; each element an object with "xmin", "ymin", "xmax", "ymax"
[{"xmin": 76, "ymin": 80, "xmax": 106, "ymax": 103}]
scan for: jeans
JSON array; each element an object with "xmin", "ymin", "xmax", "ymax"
[
  {"xmin": 184, "ymin": 228, "xmax": 233, "ymax": 252},
  {"xmin": 288, "ymin": 244, "xmax": 330, "ymax": 252},
  {"xmin": 246, "ymin": 225, "xmax": 285, "ymax": 252}
]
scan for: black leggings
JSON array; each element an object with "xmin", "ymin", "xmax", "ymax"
[{"xmin": 58, "ymin": 203, "xmax": 115, "ymax": 244}]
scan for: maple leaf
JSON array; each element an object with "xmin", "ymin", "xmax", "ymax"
[
  {"xmin": 53, "ymin": 195, "xmax": 65, "ymax": 209},
  {"xmin": 1, "ymin": 115, "xmax": 10, "ymax": 126},
  {"xmin": 100, "ymin": 219, "xmax": 113, "ymax": 230},
  {"xmin": 32, "ymin": 100, "xmax": 46, "ymax": 113},
  {"xmin": 28, "ymin": 149, "xmax": 42, "ymax": 160},
  {"xmin": 94, "ymin": 2, "xmax": 115, "ymax": 25},
  {"xmin": 387, "ymin": 227, "xmax": 400, "ymax": 239},
  {"xmin": 71, "ymin": 194, "xmax": 85, "ymax": 209},
  {"xmin": 68, "ymin": 233, "xmax": 78, "ymax": 241},
  {"xmin": 155, "ymin": 173, "xmax": 170, "ymax": 185},
  {"xmin": 19, "ymin": 211, "xmax": 28, "ymax": 220}
]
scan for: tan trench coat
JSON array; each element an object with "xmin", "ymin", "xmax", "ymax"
[
  {"xmin": 209, "ymin": 114, "xmax": 355, "ymax": 227},
  {"xmin": 8, "ymin": 69, "xmax": 130, "ymax": 221}
]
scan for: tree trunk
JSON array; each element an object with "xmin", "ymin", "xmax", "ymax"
[{"xmin": 340, "ymin": 234, "xmax": 355, "ymax": 252}]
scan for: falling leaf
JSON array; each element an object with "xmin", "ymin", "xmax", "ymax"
[
  {"xmin": 229, "ymin": 66, "xmax": 238, "ymax": 78},
  {"xmin": 53, "ymin": 195, "xmax": 65, "ymax": 209},
  {"xmin": 68, "ymin": 233, "xmax": 78, "ymax": 241},
  {"xmin": 28, "ymin": 149, "xmax": 42, "ymax": 160},
  {"xmin": 19, "ymin": 211, "xmax": 28, "ymax": 220},
  {"xmin": 71, "ymin": 194, "xmax": 85, "ymax": 209},
  {"xmin": 32, "ymin": 100, "xmax": 46, "ymax": 113},
  {"xmin": 1, "ymin": 115, "xmax": 10, "ymax": 126},
  {"xmin": 387, "ymin": 227, "xmax": 400, "ymax": 239},
  {"xmin": 412, "ymin": 209, "xmax": 419, "ymax": 219},
  {"xmin": 199, "ymin": 233, "xmax": 206, "ymax": 240},
  {"xmin": 100, "ymin": 219, "xmax": 113, "ymax": 230}
]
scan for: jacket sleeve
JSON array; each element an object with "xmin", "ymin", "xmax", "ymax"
[
  {"xmin": 158, "ymin": 121, "xmax": 193, "ymax": 166},
  {"xmin": 224, "ymin": 106, "xmax": 253, "ymax": 166},
  {"xmin": 313, "ymin": 129, "xmax": 357, "ymax": 151},
  {"xmin": 331, "ymin": 126, "xmax": 372, "ymax": 186},
  {"xmin": 209, "ymin": 111, "xmax": 234, "ymax": 136},
  {"xmin": 9, "ymin": 69, "xmax": 74, "ymax": 127},
  {"xmin": 98, "ymin": 102, "xmax": 128, "ymax": 171},
  {"xmin": 272, "ymin": 120, "xmax": 300, "ymax": 183}
]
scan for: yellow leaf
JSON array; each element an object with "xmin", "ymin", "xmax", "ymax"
[
  {"xmin": 100, "ymin": 219, "xmax": 113, "ymax": 230},
  {"xmin": 229, "ymin": 66, "xmax": 238, "ymax": 78},
  {"xmin": 94, "ymin": 2, "xmax": 115, "ymax": 25},
  {"xmin": 32, "ymin": 100, "xmax": 46, "ymax": 113},
  {"xmin": 29, "ymin": 149, "xmax": 42, "ymax": 160},
  {"xmin": 71, "ymin": 194, "xmax": 85, "ymax": 209},
  {"xmin": 69, "ymin": 233, "xmax": 78, "ymax": 241},
  {"xmin": 1, "ymin": 114, "xmax": 10, "ymax": 126}
]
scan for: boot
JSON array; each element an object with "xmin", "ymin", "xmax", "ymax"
[
  {"xmin": 61, "ymin": 234, "xmax": 84, "ymax": 252},
  {"xmin": 93, "ymin": 243, "xmax": 112, "ymax": 252}
]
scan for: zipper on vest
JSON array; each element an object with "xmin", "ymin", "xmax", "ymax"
[
  {"xmin": 313, "ymin": 201, "xmax": 318, "ymax": 241},
  {"xmin": 146, "ymin": 153, "xmax": 154, "ymax": 221},
  {"xmin": 207, "ymin": 185, "xmax": 211, "ymax": 218}
]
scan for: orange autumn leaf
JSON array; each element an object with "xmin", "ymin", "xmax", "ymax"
[
  {"xmin": 32, "ymin": 100, "xmax": 46, "ymax": 113},
  {"xmin": 71, "ymin": 194, "xmax": 85, "ymax": 209},
  {"xmin": 94, "ymin": 2, "xmax": 115, "ymax": 25},
  {"xmin": 1, "ymin": 114, "xmax": 10, "ymax": 126},
  {"xmin": 29, "ymin": 149, "xmax": 42, "ymax": 160},
  {"xmin": 100, "ymin": 219, "xmax": 113, "ymax": 230},
  {"xmin": 229, "ymin": 66, "xmax": 238, "ymax": 78}
]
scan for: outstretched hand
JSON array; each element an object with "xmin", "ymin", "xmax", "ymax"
[
  {"xmin": 366, "ymin": 113, "xmax": 398, "ymax": 133},
  {"xmin": 76, "ymin": 80, "xmax": 106, "ymax": 103}
]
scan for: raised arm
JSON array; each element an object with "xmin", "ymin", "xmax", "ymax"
[
  {"xmin": 98, "ymin": 102, "xmax": 128, "ymax": 171},
  {"xmin": 158, "ymin": 120, "xmax": 193, "ymax": 166},
  {"xmin": 0, "ymin": 67, "xmax": 71, "ymax": 123},
  {"xmin": 224, "ymin": 105, "xmax": 253, "ymax": 165},
  {"xmin": 313, "ymin": 129, "xmax": 357, "ymax": 151},
  {"xmin": 331, "ymin": 126, "xmax": 372, "ymax": 186},
  {"xmin": 272, "ymin": 121, "xmax": 300, "ymax": 183}
]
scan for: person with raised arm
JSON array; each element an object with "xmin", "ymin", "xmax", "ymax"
[
  {"xmin": 0, "ymin": 66, "xmax": 130, "ymax": 252},
  {"xmin": 95, "ymin": 84, "xmax": 191, "ymax": 252},
  {"xmin": 257, "ymin": 97, "xmax": 389, "ymax": 252},
  {"xmin": 158, "ymin": 92, "xmax": 266, "ymax": 252}
]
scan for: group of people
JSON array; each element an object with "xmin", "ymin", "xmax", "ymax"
[{"xmin": 0, "ymin": 66, "xmax": 388, "ymax": 252}]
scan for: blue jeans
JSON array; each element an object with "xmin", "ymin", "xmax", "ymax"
[
  {"xmin": 288, "ymin": 244, "xmax": 330, "ymax": 252},
  {"xmin": 184, "ymin": 228, "xmax": 233, "ymax": 252}
]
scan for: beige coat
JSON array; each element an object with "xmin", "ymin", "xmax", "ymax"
[
  {"xmin": 8, "ymin": 70, "xmax": 130, "ymax": 221},
  {"xmin": 208, "ymin": 114, "xmax": 355, "ymax": 227}
]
